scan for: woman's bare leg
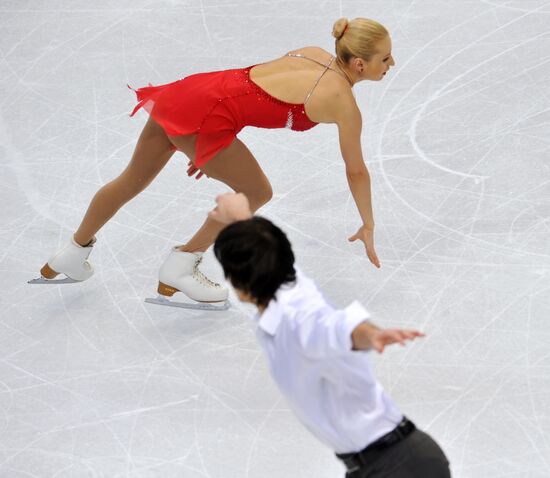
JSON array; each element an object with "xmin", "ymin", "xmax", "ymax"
[
  {"xmin": 168, "ymin": 136, "xmax": 273, "ymax": 252},
  {"xmin": 73, "ymin": 116, "xmax": 176, "ymax": 245}
]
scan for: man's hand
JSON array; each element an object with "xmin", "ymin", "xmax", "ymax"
[
  {"xmin": 352, "ymin": 322, "xmax": 424, "ymax": 352},
  {"xmin": 368, "ymin": 328, "xmax": 425, "ymax": 353},
  {"xmin": 208, "ymin": 192, "xmax": 253, "ymax": 224}
]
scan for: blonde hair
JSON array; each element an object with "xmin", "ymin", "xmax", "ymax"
[{"xmin": 332, "ymin": 17, "xmax": 389, "ymax": 62}]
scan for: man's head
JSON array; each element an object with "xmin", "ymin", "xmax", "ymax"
[{"xmin": 214, "ymin": 217, "xmax": 296, "ymax": 308}]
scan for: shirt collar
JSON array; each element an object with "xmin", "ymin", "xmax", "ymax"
[
  {"xmin": 257, "ymin": 300, "xmax": 282, "ymax": 336},
  {"xmin": 256, "ymin": 281, "xmax": 297, "ymax": 336}
]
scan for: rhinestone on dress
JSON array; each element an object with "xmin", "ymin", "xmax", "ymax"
[{"xmin": 285, "ymin": 110, "xmax": 294, "ymax": 129}]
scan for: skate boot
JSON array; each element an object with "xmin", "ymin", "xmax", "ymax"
[
  {"xmin": 28, "ymin": 237, "xmax": 96, "ymax": 284},
  {"xmin": 145, "ymin": 248, "xmax": 230, "ymax": 311}
]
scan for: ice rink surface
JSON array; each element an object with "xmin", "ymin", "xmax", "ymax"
[{"xmin": 1, "ymin": 0, "xmax": 550, "ymax": 476}]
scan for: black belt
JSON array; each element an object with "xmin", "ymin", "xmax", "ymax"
[{"xmin": 336, "ymin": 417, "xmax": 416, "ymax": 473}]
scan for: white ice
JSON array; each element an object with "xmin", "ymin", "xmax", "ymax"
[{"xmin": 1, "ymin": 1, "xmax": 550, "ymax": 477}]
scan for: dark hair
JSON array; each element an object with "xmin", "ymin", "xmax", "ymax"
[{"xmin": 214, "ymin": 217, "xmax": 296, "ymax": 308}]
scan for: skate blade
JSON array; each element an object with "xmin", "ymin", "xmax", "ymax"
[
  {"xmin": 28, "ymin": 276, "xmax": 80, "ymax": 284},
  {"xmin": 145, "ymin": 295, "xmax": 231, "ymax": 311}
]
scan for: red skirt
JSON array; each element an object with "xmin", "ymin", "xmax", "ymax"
[
  {"xmin": 130, "ymin": 66, "xmax": 317, "ymax": 167},
  {"xmin": 130, "ymin": 69, "xmax": 247, "ymax": 167}
]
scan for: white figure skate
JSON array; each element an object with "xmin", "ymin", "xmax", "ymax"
[
  {"xmin": 145, "ymin": 248, "xmax": 230, "ymax": 311},
  {"xmin": 28, "ymin": 237, "xmax": 95, "ymax": 284}
]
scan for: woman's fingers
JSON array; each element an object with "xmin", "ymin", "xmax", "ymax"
[
  {"xmin": 348, "ymin": 227, "xmax": 381, "ymax": 268},
  {"xmin": 187, "ymin": 163, "xmax": 205, "ymax": 180},
  {"xmin": 367, "ymin": 247, "xmax": 381, "ymax": 268}
]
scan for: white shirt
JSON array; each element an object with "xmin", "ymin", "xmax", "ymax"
[{"xmin": 255, "ymin": 269, "xmax": 403, "ymax": 454}]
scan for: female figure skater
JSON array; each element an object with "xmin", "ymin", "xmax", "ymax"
[
  {"xmin": 31, "ymin": 18, "xmax": 395, "ymax": 309},
  {"xmin": 211, "ymin": 192, "xmax": 451, "ymax": 477}
]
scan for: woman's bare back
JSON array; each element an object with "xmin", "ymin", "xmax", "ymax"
[{"xmin": 249, "ymin": 46, "xmax": 354, "ymax": 124}]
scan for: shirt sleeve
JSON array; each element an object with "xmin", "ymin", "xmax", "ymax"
[{"xmin": 296, "ymin": 300, "xmax": 371, "ymax": 359}]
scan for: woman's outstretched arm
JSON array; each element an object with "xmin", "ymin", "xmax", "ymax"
[{"xmin": 336, "ymin": 96, "xmax": 380, "ymax": 268}]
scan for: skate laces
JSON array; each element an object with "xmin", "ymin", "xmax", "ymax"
[{"xmin": 192, "ymin": 256, "xmax": 221, "ymax": 288}]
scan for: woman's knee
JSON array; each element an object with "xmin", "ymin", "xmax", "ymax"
[{"xmin": 247, "ymin": 181, "xmax": 273, "ymax": 210}]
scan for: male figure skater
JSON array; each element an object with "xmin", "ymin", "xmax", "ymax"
[{"xmin": 210, "ymin": 193, "xmax": 450, "ymax": 477}]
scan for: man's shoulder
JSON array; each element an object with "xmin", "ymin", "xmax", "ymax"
[
  {"xmin": 277, "ymin": 268, "xmax": 322, "ymax": 303},
  {"xmin": 275, "ymin": 270, "xmax": 330, "ymax": 324}
]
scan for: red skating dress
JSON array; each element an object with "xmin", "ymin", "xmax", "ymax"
[{"xmin": 129, "ymin": 56, "xmax": 332, "ymax": 167}]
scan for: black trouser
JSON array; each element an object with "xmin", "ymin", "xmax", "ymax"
[{"xmin": 340, "ymin": 429, "xmax": 450, "ymax": 478}]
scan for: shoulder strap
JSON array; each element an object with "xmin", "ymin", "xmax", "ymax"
[
  {"xmin": 286, "ymin": 54, "xmax": 339, "ymax": 104},
  {"xmin": 303, "ymin": 56, "xmax": 334, "ymax": 104}
]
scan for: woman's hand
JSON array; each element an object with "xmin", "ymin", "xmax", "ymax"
[
  {"xmin": 348, "ymin": 225, "xmax": 381, "ymax": 268},
  {"xmin": 187, "ymin": 160, "xmax": 205, "ymax": 180}
]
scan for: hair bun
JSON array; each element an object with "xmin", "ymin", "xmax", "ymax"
[{"xmin": 332, "ymin": 18, "xmax": 349, "ymax": 40}]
